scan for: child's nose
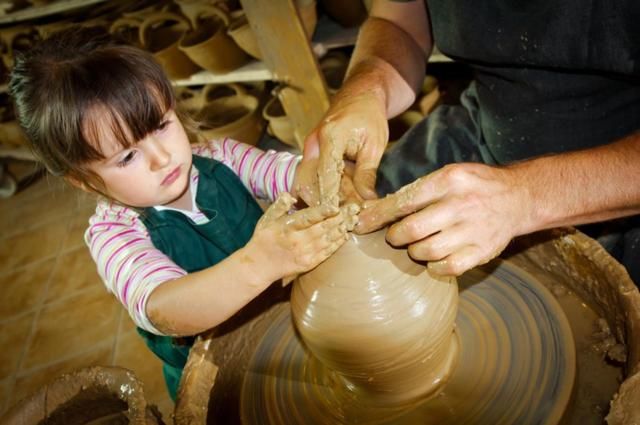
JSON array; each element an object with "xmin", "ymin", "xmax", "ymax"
[{"xmin": 146, "ymin": 138, "xmax": 171, "ymax": 171}]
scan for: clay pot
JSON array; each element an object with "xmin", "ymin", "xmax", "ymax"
[
  {"xmin": 291, "ymin": 230, "xmax": 459, "ymax": 406},
  {"xmin": 0, "ymin": 120, "xmax": 28, "ymax": 148},
  {"xmin": 0, "ymin": 25, "xmax": 39, "ymax": 69},
  {"xmin": 262, "ymin": 95, "xmax": 296, "ymax": 147},
  {"xmin": 139, "ymin": 12, "xmax": 200, "ymax": 79},
  {"xmin": 178, "ymin": 5, "xmax": 249, "ymax": 74},
  {"xmin": 227, "ymin": 12, "xmax": 262, "ymax": 60},
  {"xmin": 197, "ymin": 83, "xmax": 265, "ymax": 145},
  {"xmin": 110, "ymin": 16, "xmax": 144, "ymax": 48}
]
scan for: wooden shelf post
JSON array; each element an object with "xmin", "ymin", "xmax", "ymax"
[{"xmin": 240, "ymin": 0, "xmax": 330, "ymax": 149}]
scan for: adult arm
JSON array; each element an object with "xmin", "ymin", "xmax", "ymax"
[
  {"xmin": 306, "ymin": 0, "xmax": 432, "ymax": 207},
  {"xmin": 356, "ymin": 133, "xmax": 640, "ymax": 275}
]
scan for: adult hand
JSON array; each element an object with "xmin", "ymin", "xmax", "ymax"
[
  {"xmin": 249, "ymin": 193, "xmax": 348, "ymax": 282},
  {"xmin": 355, "ymin": 163, "xmax": 531, "ymax": 276},
  {"xmin": 305, "ymin": 90, "xmax": 389, "ymax": 208}
]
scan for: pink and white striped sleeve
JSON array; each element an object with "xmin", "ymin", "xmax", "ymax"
[
  {"xmin": 193, "ymin": 138, "xmax": 301, "ymax": 202},
  {"xmin": 84, "ymin": 200, "xmax": 186, "ymax": 335}
]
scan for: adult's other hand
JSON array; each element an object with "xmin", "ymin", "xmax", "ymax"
[{"xmin": 355, "ymin": 163, "xmax": 530, "ymax": 276}]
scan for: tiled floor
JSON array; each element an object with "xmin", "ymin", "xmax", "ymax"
[{"xmin": 0, "ymin": 161, "xmax": 174, "ymax": 421}]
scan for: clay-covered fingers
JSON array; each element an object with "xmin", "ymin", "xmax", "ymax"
[
  {"xmin": 293, "ymin": 213, "xmax": 348, "ymax": 270},
  {"xmin": 283, "ymin": 202, "xmax": 339, "ymax": 230},
  {"xmin": 355, "ymin": 175, "xmax": 444, "ymax": 234},
  {"xmin": 317, "ymin": 127, "xmax": 348, "ymax": 209},
  {"xmin": 258, "ymin": 192, "xmax": 297, "ymax": 227}
]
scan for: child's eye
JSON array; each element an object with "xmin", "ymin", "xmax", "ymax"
[
  {"xmin": 156, "ymin": 119, "xmax": 171, "ymax": 132},
  {"xmin": 117, "ymin": 150, "xmax": 136, "ymax": 167}
]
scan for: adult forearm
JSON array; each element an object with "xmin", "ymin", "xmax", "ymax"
[
  {"xmin": 145, "ymin": 247, "xmax": 275, "ymax": 337},
  {"xmin": 337, "ymin": 1, "xmax": 432, "ymax": 118},
  {"xmin": 514, "ymin": 133, "xmax": 640, "ymax": 234}
]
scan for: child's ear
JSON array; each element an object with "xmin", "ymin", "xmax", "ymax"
[{"xmin": 65, "ymin": 176, "xmax": 92, "ymax": 193}]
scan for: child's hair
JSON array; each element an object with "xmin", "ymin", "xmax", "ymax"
[{"xmin": 9, "ymin": 25, "xmax": 198, "ymax": 195}]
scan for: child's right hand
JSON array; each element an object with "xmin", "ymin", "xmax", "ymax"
[{"xmin": 246, "ymin": 193, "xmax": 349, "ymax": 282}]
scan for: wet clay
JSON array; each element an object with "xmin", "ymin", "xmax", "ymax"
[
  {"xmin": 172, "ymin": 228, "xmax": 640, "ymax": 424},
  {"xmin": 0, "ymin": 366, "xmax": 160, "ymax": 425},
  {"xmin": 291, "ymin": 230, "xmax": 459, "ymax": 406},
  {"xmin": 243, "ymin": 231, "xmax": 576, "ymax": 424}
]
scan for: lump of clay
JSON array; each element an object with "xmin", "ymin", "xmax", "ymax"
[{"xmin": 291, "ymin": 229, "xmax": 458, "ymax": 406}]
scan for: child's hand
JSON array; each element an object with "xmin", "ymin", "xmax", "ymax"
[{"xmin": 246, "ymin": 193, "xmax": 348, "ymax": 282}]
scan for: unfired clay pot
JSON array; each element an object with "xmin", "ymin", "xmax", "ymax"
[
  {"xmin": 227, "ymin": 12, "xmax": 262, "ymax": 60},
  {"xmin": 196, "ymin": 83, "xmax": 264, "ymax": 145},
  {"xmin": 178, "ymin": 5, "xmax": 249, "ymax": 74},
  {"xmin": 291, "ymin": 230, "xmax": 459, "ymax": 406},
  {"xmin": 139, "ymin": 12, "xmax": 200, "ymax": 79},
  {"xmin": 262, "ymin": 95, "xmax": 296, "ymax": 147}
]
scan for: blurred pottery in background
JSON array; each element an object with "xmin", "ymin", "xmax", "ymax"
[
  {"xmin": 178, "ymin": 4, "xmax": 249, "ymax": 74},
  {"xmin": 387, "ymin": 110, "xmax": 423, "ymax": 145},
  {"xmin": 109, "ymin": 16, "xmax": 143, "ymax": 47},
  {"xmin": 139, "ymin": 11, "xmax": 200, "ymax": 79},
  {"xmin": 418, "ymin": 75, "xmax": 441, "ymax": 116},
  {"xmin": 227, "ymin": 11, "xmax": 261, "ymax": 60},
  {"xmin": 196, "ymin": 83, "xmax": 264, "ymax": 145},
  {"xmin": 263, "ymin": 95, "xmax": 296, "ymax": 147},
  {"xmin": 0, "ymin": 24, "xmax": 39, "ymax": 69}
]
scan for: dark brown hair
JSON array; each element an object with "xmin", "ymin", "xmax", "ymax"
[{"xmin": 9, "ymin": 25, "xmax": 198, "ymax": 193}]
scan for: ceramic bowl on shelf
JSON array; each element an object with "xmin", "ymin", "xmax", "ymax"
[
  {"xmin": 195, "ymin": 83, "xmax": 265, "ymax": 146},
  {"xmin": 139, "ymin": 11, "xmax": 200, "ymax": 79},
  {"xmin": 178, "ymin": 4, "xmax": 249, "ymax": 74},
  {"xmin": 262, "ymin": 95, "xmax": 296, "ymax": 148}
]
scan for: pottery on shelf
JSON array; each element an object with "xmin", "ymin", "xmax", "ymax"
[
  {"xmin": 262, "ymin": 95, "xmax": 296, "ymax": 147},
  {"xmin": 178, "ymin": 4, "xmax": 249, "ymax": 74},
  {"xmin": 139, "ymin": 12, "xmax": 200, "ymax": 80},
  {"xmin": 196, "ymin": 83, "xmax": 265, "ymax": 146},
  {"xmin": 227, "ymin": 11, "xmax": 262, "ymax": 60},
  {"xmin": 291, "ymin": 230, "xmax": 459, "ymax": 406},
  {"xmin": 319, "ymin": 51, "xmax": 349, "ymax": 95},
  {"xmin": 109, "ymin": 16, "xmax": 144, "ymax": 48}
]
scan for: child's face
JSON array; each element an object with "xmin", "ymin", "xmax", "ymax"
[{"xmin": 86, "ymin": 109, "xmax": 194, "ymax": 209}]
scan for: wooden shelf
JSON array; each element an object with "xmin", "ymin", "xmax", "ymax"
[
  {"xmin": 172, "ymin": 60, "xmax": 273, "ymax": 87},
  {"xmin": 0, "ymin": 0, "xmax": 109, "ymax": 25}
]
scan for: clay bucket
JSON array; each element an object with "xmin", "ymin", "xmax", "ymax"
[
  {"xmin": 262, "ymin": 95, "xmax": 296, "ymax": 147},
  {"xmin": 0, "ymin": 366, "xmax": 162, "ymax": 424},
  {"xmin": 139, "ymin": 12, "xmax": 200, "ymax": 80},
  {"xmin": 172, "ymin": 228, "xmax": 640, "ymax": 423},
  {"xmin": 227, "ymin": 12, "xmax": 262, "ymax": 61},
  {"xmin": 197, "ymin": 83, "xmax": 264, "ymax": 145},
  {"xmin": 178, "ymin": 5, "xmax": 249, "ymax": 74},
  {"xmin": 176, "ymin": 85, "xmax": 207, "ymax": 116},
  {"xmin": 110, "ymin": 16, "xmax": 144, "ymax": 48}
]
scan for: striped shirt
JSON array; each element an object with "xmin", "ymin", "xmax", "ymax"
[{"xmin": 85, "ymin": 138, "xmax": 300, "ymax": 335}]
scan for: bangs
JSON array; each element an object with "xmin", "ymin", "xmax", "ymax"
[{"xmin": 31, "ymin": 44, "xmax": 175, "ymax": 166}]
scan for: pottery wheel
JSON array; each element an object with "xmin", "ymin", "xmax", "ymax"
[{"xmin": 241, "ymin": 261, "xmax": 576, "ymax": 425}]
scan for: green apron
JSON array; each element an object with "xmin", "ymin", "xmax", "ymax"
[{"xmin": 138, "ymin": 155, "xmax": 263, "ymax": 400}]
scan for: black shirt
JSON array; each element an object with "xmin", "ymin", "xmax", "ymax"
[{"xmin": 426, "ymin": 0, "xmax": 640, "ymax": 162}]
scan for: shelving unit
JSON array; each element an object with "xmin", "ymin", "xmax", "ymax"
[{"xmin": 0, "ymin": 0, "xmax": 453, "ymax": 192}]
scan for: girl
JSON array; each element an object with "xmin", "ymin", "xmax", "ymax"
[{"xmin": 9, "ymin": 26, "xmax": 348, "ymax": 399}]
